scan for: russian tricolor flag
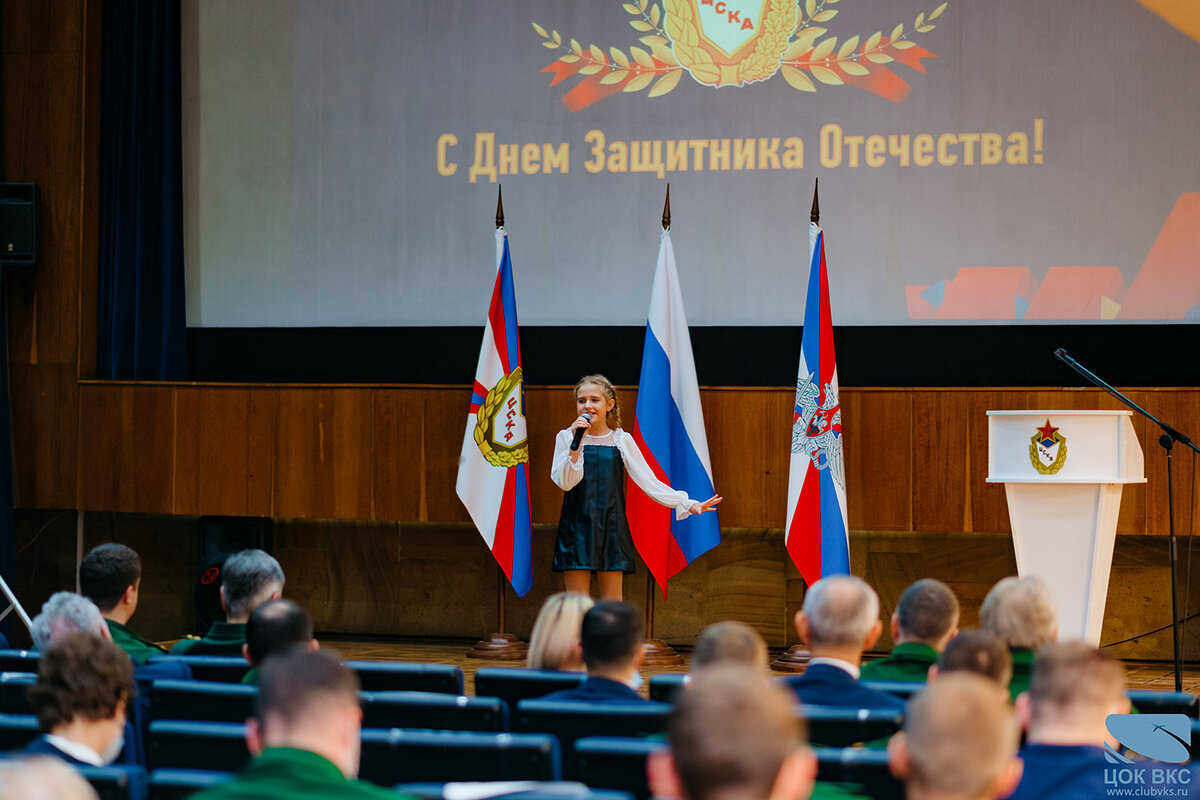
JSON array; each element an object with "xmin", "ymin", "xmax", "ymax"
[
  {"xmin": 628, "ymin": 228, "xmax": 720, "ymax": 596},
  {"xmin": 785, "ymin": 214, "xmax": 849, "ymax": 585},
  {"xmin": 456, "ymin": 228, "xmax": 533, "ymax": 596}
]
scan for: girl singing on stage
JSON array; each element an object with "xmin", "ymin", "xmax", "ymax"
[{"xmin": 550, "ymin": 374, "xmax": 721, "ymax": 600}]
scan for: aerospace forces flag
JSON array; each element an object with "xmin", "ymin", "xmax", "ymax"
[
  {"xmin": 456, "ymin": 226, "xmax": 533, "ymax": 596},
  {"xmin": 785, "ymin": 186, "xmax": 849, "ymax": 586},
  {"xmin": 628, "ymin": 223, "xmax": 721, "ymax": 596}
]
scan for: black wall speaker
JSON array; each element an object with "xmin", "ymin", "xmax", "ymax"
[
  {"xmin": 0, "ymin": 183, "xmax": 37, "ymax": 265},
  {"xmin": 193, "ymin": 516, "xmax": 273, "ymax": 636}
]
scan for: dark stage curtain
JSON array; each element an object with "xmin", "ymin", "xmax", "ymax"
[{"xmin": 97, "ymin": 0, "xmax": 188, "ymax": 379}]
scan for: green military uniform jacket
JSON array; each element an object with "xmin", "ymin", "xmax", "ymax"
[
  {"xmin": 860, "ymin": 642, "xmax": 939, "ymax": 683},
  {"xmin": 169, "ymin": 621, "xmax": 247, "ymax": 656},
  {"xmin": 1007, "ymin": 647, "xmax": 1034, "ymax": 701},
  {"xmin": 191, "ymin": 746, "xmax": 405, "ymax": 800},
  {"xmin": 239, "ymin": 667, "xmax": 259, "ymax": 685},
  {"xmin": 106, "ymin": 619, "xmax": 167, "ymax": 665}
]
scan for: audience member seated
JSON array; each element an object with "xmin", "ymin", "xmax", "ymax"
[
  {"xmin": 527, "ymin": 591, "xmax": 594, "ymax": 672},
  {"xmin": 861, "ymin": 579, "xmax": 959, "ymax": 683},
  {"xmin": 1006, "ymin": 643, "xmax": 1129, "ymax": 800},
  {"xmin": 0, "ymin": 631, "xmax": 8, "ymax": 649},
  {"xmin": 0, "ymin": 755, "xmax": 101, "ymax": 800},
  {"xmin": 30, "ymin": 592, "xmax": 189, "ymax": 683},
  {"xmin": 19, "ymin": 632, "xmax": 133, "ymax": 767},
  {"xmin": 539, "ymin": 600, "xmax": 647, "ymax": 704},
  {"xmin": 691, "ymin": 621, "xmax": 768, "ymax": 672},
  {"xmin": 979, "ymin": 576, "xmax": 1057, "ymax": 700},
  {"xmin": 190, "ymin": 650, "xmax": 406, "ymax": 800},
  {"xmin": 887, "ymin": 672, "xmax": 1022, "ymax": 800},
  {"xmin": 241, "ymin": 598, "xmax": 318, "ymax": 685},
  {"xmin": 785, "ymin": 575, "xmax": 905, "ymax": 712},
  {"xmin": 928, "ymin": 629, "xmax": 1012, "ymax": 689},
  {"xmin": 648, "ymin": 665, "xmax": 817, "ymax": 800},
  {"xmin": 172, "ymin": 549, "xmax": 284, "ymax": 656},
  {"xmin": 79, "ymin": 543, "xmax": 166, "ymax": 665}
]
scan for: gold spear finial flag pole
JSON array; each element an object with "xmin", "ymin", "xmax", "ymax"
[
  {"xmin": 495, "ymin": 185, "xmax": 505, "ymax": 229},
  {"xmin": 810, "ymin": 177, "xmax": 820, "ymax": 225},
  {"xmin": 662, "ymin": 184, "xmax": 671, "ymax": 231}
]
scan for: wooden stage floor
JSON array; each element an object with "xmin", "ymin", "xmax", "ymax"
[{"xmin": 313, "ymin": 636, "xmax": 1200, "ymax": 696}]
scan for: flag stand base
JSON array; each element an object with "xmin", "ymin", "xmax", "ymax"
[
  {"xmin": 468, "ymin": 632, "xmax": 528, "ymax": 660},
  {"xmin": 642, "ymin": 639, "xmax": 684, "ymax": 667},
  {"xmin": 770, "ymin": 646, "xmax": 812, "ymax": 673}
]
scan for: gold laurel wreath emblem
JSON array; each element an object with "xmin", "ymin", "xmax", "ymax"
[
  {"xmin": 663, "ymin": 0, "xmax": 798, "ymax": 86},
  {"xmin": 474, "ymin": 367, "xmax": 529, "ymax": 469},
  {"xmin": 1029, "ymin": 434, "xmax": 1067, "ymax": 475}
]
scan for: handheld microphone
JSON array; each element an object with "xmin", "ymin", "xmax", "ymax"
[{"xmin": 570, "ymin": 413, "xmax": 591, "ymax": 451}]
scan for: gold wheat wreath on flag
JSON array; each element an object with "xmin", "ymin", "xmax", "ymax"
[
  {"xmin": 474, "ymin": 368, "xmax": 530, "ymax": 469},
  {"xmin": 534, "ymin": 0, "xmax": 948, "ymax": 109}
]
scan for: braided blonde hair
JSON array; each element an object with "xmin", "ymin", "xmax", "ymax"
[{"xmin": 574, "ymin": 374, "xmax": 621, "ymax": 430}]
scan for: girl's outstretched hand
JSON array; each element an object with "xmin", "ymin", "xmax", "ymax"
[{"xmin": 693, "ymin": 495, "xmax": 723, "ymax": 514}]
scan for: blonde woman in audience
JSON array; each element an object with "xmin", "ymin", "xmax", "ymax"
[{"xmin": 527, "ymin": 591, "xmax": 594, "ymax": 671}]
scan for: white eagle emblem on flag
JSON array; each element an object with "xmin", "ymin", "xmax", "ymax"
[{"xmin": 792, "ymin": 371, "xmax": 844, "ymax": 490}]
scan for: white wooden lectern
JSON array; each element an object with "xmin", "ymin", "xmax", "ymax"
[{"xmin": 986, "ymin": 410, "xmax": 1145, "ymax": 644}]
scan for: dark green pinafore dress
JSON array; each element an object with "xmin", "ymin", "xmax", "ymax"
[{"xmin": 553, "ymin": 443, "xmax": 636, "ymax": 573}]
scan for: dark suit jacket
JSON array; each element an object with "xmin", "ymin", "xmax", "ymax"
[
  {"xmin": 1007, "ymin": 744, "xmax": 1109, "ymax": 800},
  {"xmin": 20, "ymin": 735, "xmax": 97, "ymax": 766},
  {"xmin": 785, "ymin": 663, "xmax": 906, "ymax": 712},
  {"xmin": 539, "ymin": 676, "xmax": 647, "ymax": 704}
]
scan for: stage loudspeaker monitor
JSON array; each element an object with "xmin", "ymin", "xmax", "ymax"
[
  {"xmin": 193, "ymin": 516, "xmax": 273, "ymax": 636},
  {"xmin": 0, "ymin": 183, "xmax": 37, "ymax": 265}
]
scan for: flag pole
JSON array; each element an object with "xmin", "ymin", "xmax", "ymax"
[
  {"xmin": 469, "ymin": 185, "xmax": 529, "ymax": 661},
  {"xmin": 640, "ymin": 184, "xmax": 684, "ymax": 668},
  {"xmin": 771, "ymin": 179, "xmax": 820, "ymax": 673}
]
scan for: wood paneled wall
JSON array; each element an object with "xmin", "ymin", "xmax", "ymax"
[{"xmin": 71, "ymin": 382, "xmax": 1200, "ymax": 537}]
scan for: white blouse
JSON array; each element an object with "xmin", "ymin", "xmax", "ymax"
[{"xmin": 550, "ymin": 428, "xmax": 697, "ymax": 520}]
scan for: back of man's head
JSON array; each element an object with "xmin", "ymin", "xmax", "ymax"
[
  {"xmin": 580, "ymin": 600, "xmax": 645, "ymax": 672},
  {"xmin": 654, "ymin": 665, "xmax": 815, "ymax": 800},
  {"xmin": 798, "ymin": 575, "xmax": 880, "ymax": 651},
  {"xmin": 28, "ymin": 632, "xmax": 134, "ymax": 735},
  {"xmin": 1021, "ymin": 642, "xmax": 1128, "ymax": 744},
  {"xmin": 692, "ymin": 621, "xmax": 768, "ymax": 672},
  {"xmin": 979, "ymin": 576, "xmax": 1057, "ymax": 651},
  {"xmin": 246, "ymin": 598, "xmax": 315, "ymax": 666},
  {"xmin": 78, "ymin": 544, "xmax": 141, "ymax": 614},
  {"xmin": 891, "ymin": 672, "xmax": 1022, "ymax": 800},
  {"xmin": 30, "ymin": 593, "xmax": 107, "ymax": 652},
  {"xmin": 896, "ymin": 579, "xmax": 959, "ymax": 646},
  {"xmin": 936, "ymin": 630, "xmax": 1013, "ymax": 688},
  {"xmin": 221, "ymin": 549, "xmax": 285, "ymax": 621}
]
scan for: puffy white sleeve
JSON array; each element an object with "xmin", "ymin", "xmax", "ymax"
[
  {"xmin": 616, "ymin": 430, "xmax": 697, "ymax": 520},
  {"xmin": 551, "ymin": 429, "xmax": 585, "ymax": 492}
]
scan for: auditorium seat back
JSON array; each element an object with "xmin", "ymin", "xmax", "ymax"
[
  {"xmin": 148, "ymin": 768, "xmax": 233, "ymax": 800},
  {"xmin": 647, "ymin": 673, "xmax": 688, "ymax": 704},
  {"xmin": 361, "ymin": 690, "xmax": 508, "ymax": 731},
  {"xmin": 147, "ymin": 720, "xmax": 251, "ymax": 773},
  {"xmin": 515, "ymin": 700, "xmax": 671, "ymax": 779},
  {"xmin": 474, "ymin": 667, "xmax": 586, "ymax": 710},
  {"xmin": 0, "ymin": 650, "xmax": 38, "ymax": 674},
  {"xmin": 0, "ymin": 671, "xmax": 35, "ymax": 714},
  {"xmin": 77, "ymin": 765, "xmax": 148, "ymax": 800},
  {"xmin": 0, "ymin": 712, "xmax": 39, "ymax": 751},
  {"xmin": 348, "ymin": 661, "xmax": 464, "ymax": 694},
  {"xmin": 147, "ymin": 655, "xmax": 249, "ymax": 683},
  {"xmin": 573, "ymin": 736, "xmax": 666, "ymax": 800},
  {"xmin": 814, "ymin": 746, "xmax": 903, "ymax": 800},
  {"xmin": 1127, "ymin": 690, "xmax": 1199, "ymax": 717},
  {"xmin": 799, "ymin": 705, "xmax": 904, "ymax": 748},
  {"xmin": 359, "ymin": 728, "xmax": 560, "ymax": 786},
  {"xmin": 151, "ymin": 680, "xmax": 257, "ymax": 724}
]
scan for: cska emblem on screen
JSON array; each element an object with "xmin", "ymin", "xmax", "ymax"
[
  {"xmin": 533, "ymin": 0, "xmax": 948, "ymax": 110},
  {"xmin": 1029, "ymin": 419, "xmax": 1067, "ymax": 475}
]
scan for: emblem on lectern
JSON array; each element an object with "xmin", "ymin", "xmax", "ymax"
[
  {"xmin": 1029, "ymin": 419, "xmax": 1067, "ymax": 475},
  {"xmin": 473, "ymin": 367, "xmax": 529, "ymax": 469}
]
